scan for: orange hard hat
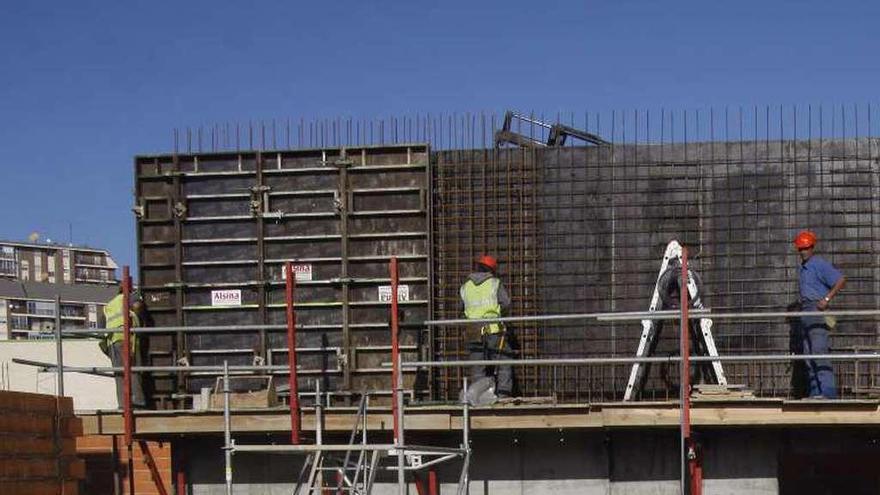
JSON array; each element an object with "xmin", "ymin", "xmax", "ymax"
[
  {"xmin": 477, "ymin": 255, "xmax": 498, "ymax": 271},
  {"xmin": 793, "ymin": 230, "xmax": 817, "ymax": 249}
]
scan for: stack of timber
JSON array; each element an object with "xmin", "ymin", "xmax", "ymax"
[
  {"xmin": 691, "ymin": 384, "xmax": 755, "ymax": 401},
  {"xmin": 0, "ymin": 391, "xmax": 85, "ymax": 495}
]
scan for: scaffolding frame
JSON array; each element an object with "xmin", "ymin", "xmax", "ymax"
[{"xmin": 23, "ymin": 259, "xmax": 880, "ymax": 495}]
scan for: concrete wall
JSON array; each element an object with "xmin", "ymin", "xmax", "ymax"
[
  {"xmin": 183, "ymin": 429, "xmax": 784, "ymax": 494},
  {"xmin": 0, "ymin": 339, "xmax": 117, "ymax": 410}
]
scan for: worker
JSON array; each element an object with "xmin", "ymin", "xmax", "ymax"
[
  {"xmin": 460, "ymin": 254, "xmax": 513, "ymax": 399},
  {"xmin": 794, "ymin": 230, "xmax": 846, "ymax": 399},
  {"xmin": 101, "ymin": 288, "xmax": 146, "ymax": 409}
]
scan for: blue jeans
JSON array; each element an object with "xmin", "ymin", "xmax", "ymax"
[{"xmin": 800, "ymin": 314, "xmax": 837, "ymax": 398}]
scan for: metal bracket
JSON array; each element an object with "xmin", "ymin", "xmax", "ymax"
[
  {"xmin": 173, "ymin": 202, "xmax": 187, "ymax": 218},
  {"xmin": 132, "ymin": 205, "xmax": 145, "ymax": 219},
  {"xmin": 337, "ymin": 351, "xmax": 348, "ymax": 369}
]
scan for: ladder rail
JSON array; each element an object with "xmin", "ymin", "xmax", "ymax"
[{"xmin": 625, "ymin": 241, "xmax": 681, "ymax": 400}]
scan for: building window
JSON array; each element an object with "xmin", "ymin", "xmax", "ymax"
[
  {"xmin": 0, "ymin": 259, "xmax": 15, "ymax": 277},
  {"xmin": 27, "ymin": 301, "xmax": 55, "ymax": 316},
  {"xmin": 60, "ymin": 304, "xmax": 84, "ymax": 318},
  {"xmin": 0, "ymin": 247, "xmax": 16, "ymax": 277},
  {"xmin": 34, "ymin": 255, "xmax": 43, "ymax": 282},
  {"xmin": 9, "ymin": 315, "xmax": 28, "ymax": 330},
  {"xmin": 20, "ymin": 260, "xmax": 29, "ymax": 281}
]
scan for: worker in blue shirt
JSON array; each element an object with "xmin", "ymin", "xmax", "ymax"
[{"xmin": 794, "ymin": 230, "xmax": 846, "ymax": 399}]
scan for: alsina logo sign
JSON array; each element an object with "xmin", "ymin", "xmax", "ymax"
[{"xmin": 211, "ymin": 290, "xmax": 242, "ymax": 307}]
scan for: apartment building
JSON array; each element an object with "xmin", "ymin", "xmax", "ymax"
[
  {"xmin": 0, "ymin": 240, "xmax": 120, "ymax": 340},
  {"xmin": 0, "ymin": 240, "xmax": 117, "ymax": 284}
]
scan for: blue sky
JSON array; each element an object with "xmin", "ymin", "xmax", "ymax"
[{"xmin": 1, "ymin": 0, "xmax": 878, "ymax": 273}]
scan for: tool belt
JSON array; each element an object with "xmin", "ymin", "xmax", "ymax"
[{"xmin": 464, "ymin": 322, "xmax": 505, "ymax": 342}]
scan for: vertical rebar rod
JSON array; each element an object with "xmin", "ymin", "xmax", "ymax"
[
  {"xmin": 285, "ymin": 261, "xmax": 301, "ymax": 444},
  {"xmin": 223, "ymin": 361, "xmax": 233, "ymax": 495},
  {"xmin": 54, "ymin": 295, "xmax": 64, "ymax": 397}
]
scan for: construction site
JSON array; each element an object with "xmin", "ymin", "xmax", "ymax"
[{"xmin": 9, "ymin": 106, "xmax": 880, "ymax": 495}]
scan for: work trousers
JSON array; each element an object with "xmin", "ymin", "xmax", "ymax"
[
  {"xmin": 109, "ymin": 341, "xmax": 146, "ymax": 408},
  {"xmin": 800, "ymin": 314, "xmax": 838, "ymax": 399},
  {"xmin": 469, "ymin": 332, "xmax": 513, "ymax": 396}
]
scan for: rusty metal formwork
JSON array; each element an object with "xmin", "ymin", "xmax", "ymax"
[{"xmin": 135, "ymin": 144, "xmax": 431, "ymax": 408}]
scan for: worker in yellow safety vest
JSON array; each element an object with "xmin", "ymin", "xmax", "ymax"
[
  {"xmin": 460, "ymin": 255, "xmax": 513, "ymax": 398},
  {"xmin": 102, "ymin": 289, "xmax": 146, "ymax": 409}
]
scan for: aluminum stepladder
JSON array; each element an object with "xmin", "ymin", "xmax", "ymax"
[
  {"xmin": 623, "ymin": 240, "xmax": 727, "ymax": 401},
  {"xmin": 295, "ymin": 395, "xmax": 381, "ymax": 495}
]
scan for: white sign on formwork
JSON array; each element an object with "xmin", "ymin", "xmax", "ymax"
[
  {"xmin": 378, "ymin": 285, "xmax": 410, "ymax": 303},
  {"xmin": 211, "ymin": 289, "xmax": 242, "ymax": 307},
  {"xmin": 282, "ymin": 263, "xmax": 313, "ymax": 282}
]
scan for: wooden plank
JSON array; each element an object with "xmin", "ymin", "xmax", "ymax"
[{"xmin": 79, "ymin": 401, "xmax": 880, "ymax": 436}]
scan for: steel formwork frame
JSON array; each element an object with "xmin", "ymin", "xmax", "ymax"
[{"xmin": 146, "ymin": 108, "xmax": 880, "ymax": 405}]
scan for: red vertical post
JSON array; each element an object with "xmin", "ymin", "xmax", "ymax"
[
  {"xmin": 121, "ymin": 266, "xmax": 135, "ymax": 495},
  {"xmin": 174, "ymin": 441, "xmax": 187, "ymax": 495},
  {"xmin": 285, "ymin": 261, "xmax": 301, "ymax": 444},
  {"xmin": 680, "ymin": 248, "xmax": 699, "ymax": 495},
  {"xmin": 413, "ymin": 473, "xmax": 427, "ymax": 495},
  {"xmin": 691, "ymin": 442, "xmax": 703, "ymax": 493},
  {"xmin": 428, "ymin": 469, "xmax": 439, "ymax": 495},
  {"xmin": 390, "ymin": 257, "xmax": 401, "ymax": 444}
]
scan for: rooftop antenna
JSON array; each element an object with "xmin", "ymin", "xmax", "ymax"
[{"xmin": 68, "ymin": 222, "xmax": 73, "ymax": 246}]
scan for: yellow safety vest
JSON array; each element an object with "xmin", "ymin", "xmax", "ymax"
[
  {"xmin": 460, "ymin": 277, "xmax": 503, "ymax": 335},
  {"xmin": 103, "ymin": 294, "xmax": 140, "ymax": 352}
]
